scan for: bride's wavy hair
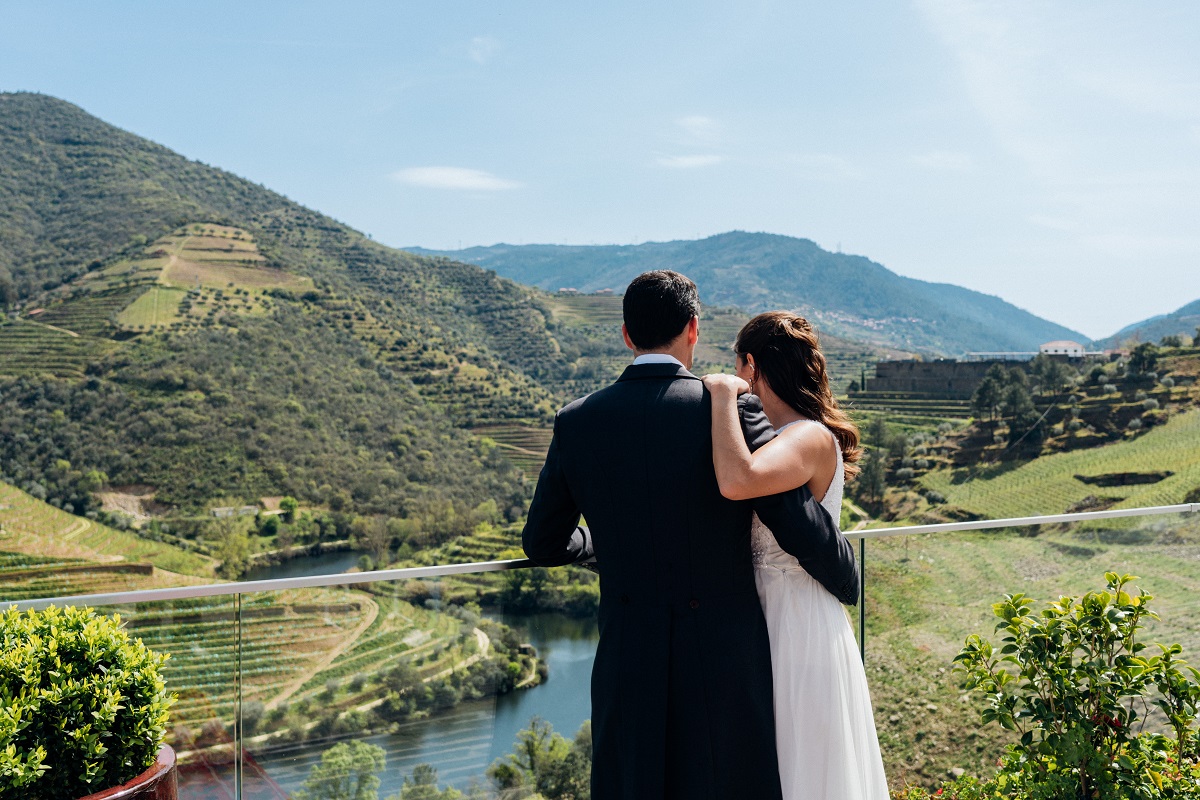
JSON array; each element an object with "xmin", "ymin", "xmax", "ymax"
[{"xmin": 735, "ymin": 311, "xmax": 861, "ymax": 479}]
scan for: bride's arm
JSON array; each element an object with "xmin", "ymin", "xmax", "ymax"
[{"xmin": 702, "ymin": 374, "xmax": 826, "ymax": 501}]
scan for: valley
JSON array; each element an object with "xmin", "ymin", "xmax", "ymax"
[{"xmin": 4, "ymin": 91, "xmax": 1200, "ymax": 796}]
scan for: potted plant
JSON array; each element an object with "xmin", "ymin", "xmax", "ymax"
[{"xmin": 0, "ymin": 605, "xmax": 177, "ymax": 800}]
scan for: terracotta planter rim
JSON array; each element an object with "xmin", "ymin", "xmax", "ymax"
[{"xmin": 78, "ymin": 744, "xmax": 176, "ymax": 800}]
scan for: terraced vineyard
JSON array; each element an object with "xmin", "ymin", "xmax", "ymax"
[
  {"xmin": 918, "ymin": 408, "xmax": 1200, "ymax": 519},
  {"xmin": 0, "ymin": 481, "xmax": 213, "ymax": 575},
  {"xmin": 117, "ymin": 285, "xmax": 188, "ymax": 328},
  {"xmin": 291, "ymin": 592, "xmax": 466, "ymax": 697},
  {"xmin": 118, "ymin": 590, "xmax": 372, "ymax": 723},
  {"xmin": 0, "ymin": 318, "xmax": 117, "ymax": 377},
  {"xmin": 162, "ymin": 224, "xmax": 309, "ymax": 294},
  {"xmin": 543, "ymin": 293, "xmax": 624, "ymax": 329},
  {"xmin": 844, "ymin": 391, "xmax": 972, "ymax": 420},
  {"xmin": 2, "ymin": 469, "xmax": 535, "ymax": 758},
  {"xmin": 0, "ymin": 551, "xmax": 84, "ymax": 573},
  {"xmin": 315, "ymin": 292, "xmax": 556, "ymax": 430},
  {"xmin": 473, "ymin": 424, "xmax": 554, "ymax": 476},
  {"xmin": 0, "ymin": 566, "xmax": 167, "ymax": 602},
  {"xmin": 36, "ymin": 284, "xmax": 150, "ymax": 336}
]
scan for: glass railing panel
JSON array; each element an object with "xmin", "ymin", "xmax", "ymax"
[
  {"xmin": 237, "ymin": 570, "xmax": 598, "ymax": 798},
  {"xmin": 85, "ymin": 595, "xmax": 243, "ymax": 800},
  {"xmin": 858, "ymin": 510, "xmax": 1200, "ymax": 792}
]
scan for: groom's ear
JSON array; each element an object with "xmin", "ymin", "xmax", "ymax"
[
  {"xmin": 621, "ymin": 324, "xmax": 636, "ymax": 351},
  {"xmin": 686, "ymin": 316, "xmax": 699, "ymax": 345}
]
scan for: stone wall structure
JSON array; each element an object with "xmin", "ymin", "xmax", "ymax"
[{"xmin": 860, "ymin": 359, "xmax": 1000, "ymax": 399}]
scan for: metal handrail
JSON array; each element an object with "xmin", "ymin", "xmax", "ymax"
[
  {"xmin": 7, "ymin": 503, "xmax": 1197, "ymax": 611},
  {"xmin": 844, "ymin": 502, "xmax": 1199, "ymax": 539},
  {"xmin": 8, "ymin": 558, "xmax": 533, "ymax": 611}
]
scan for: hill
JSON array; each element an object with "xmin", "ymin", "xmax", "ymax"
[
  {"xmin": 1094, "ymin": 298, "xmax": 1200, "ymax": 349},
  {"xmin": 408, "ymin": 232, "xmax": 1087, "ymax": 356},
  {"xmin": 0, "ymin": 93, "xmax": 907, "ymax": 526},
  {"xmin": 0, "ymin": 92, "xmax": 579, "ymax": 524}
]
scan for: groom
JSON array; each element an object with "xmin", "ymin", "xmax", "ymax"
[{"xmin": 523, "ymin": 270, "xmax": 859, "ymax": 800}]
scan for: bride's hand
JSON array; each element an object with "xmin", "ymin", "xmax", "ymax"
[{"xmin": 701, "ymin": 373, "xmax": 751, "ymax": 397}]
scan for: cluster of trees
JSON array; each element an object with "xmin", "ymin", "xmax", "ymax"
[
  {"xmin": 294, "ymin": 717, "xmax": 592, "ymax": 800},
  {"xmin": 972, "ymin": 357, "xmax": 1077, "ymax": 422},
  {"xmin": 230, "ymin": 610, "xmax": 538, "ymax": 750},
  {"xmin": 488, "ymin": 718, "xmax": 592, "ymax": 800},
  {"xmin": 376, "ymin": 619, "xmax": 538, "ymax": 724},
  {"xmin": 850, "ymin": 416, "xmax": 957, "ymax": 510},
  {"xmin": 0, "ymin": 457, "xmax": 107, "ymax": 518},
  {"xmin": 1157, "ymin": 327, "xmax": 1200, "ymax": 348},
  {"xmin": 496, "ymin": 566, "xmax": 600, "ymax": 617},
  {"xmin": 970, "ymin": 363, "xmax": 1051, "ymax": 452}
]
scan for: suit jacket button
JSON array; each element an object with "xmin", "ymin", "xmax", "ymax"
[
  {"xmin": 689, "ymin": 599, "xmax": 700, "ymax": 609},
  {"xmin": 620, "ymin": 594, "xmax": 630, "ymax": 605}
]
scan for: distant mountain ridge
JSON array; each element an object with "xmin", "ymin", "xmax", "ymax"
[
  {"xmin": 409, "ymin": 233, "xmax": 1087, "ymax": 356},
  {"xmin": 1093, "ymin": 298, "xmax": 1200, "ymax": 349}
]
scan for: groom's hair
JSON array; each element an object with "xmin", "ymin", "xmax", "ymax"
[{"xmin": 622, "ymin": 270, "xmax": 700, "ymax": 349}]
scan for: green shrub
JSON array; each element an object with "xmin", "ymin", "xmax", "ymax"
[
  {"xmin": 0, "ymin": 605, "xmax": 175, "ymax": 799},
  {"xmin": 943, "ymin": 573, "xmax": 1200, "ymax": 799}
]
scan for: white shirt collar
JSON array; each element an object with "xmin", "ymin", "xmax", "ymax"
[{"xmin": 632, "ymin": 353, "xmax": 685, "ymax": 367}]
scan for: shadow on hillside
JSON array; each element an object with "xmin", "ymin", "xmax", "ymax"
[{"xmin": 947, "ymin": 459, "xmax": 1030, "ymax": 485}]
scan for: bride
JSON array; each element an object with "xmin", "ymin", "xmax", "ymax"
[{"xmin": 702, "ymin": 311, "xmax": 889, "ymax": 800}]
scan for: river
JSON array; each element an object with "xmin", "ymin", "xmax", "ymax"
[{"xmin": 186, "ymin": 554, "xmax": 599, "ymax": 798}]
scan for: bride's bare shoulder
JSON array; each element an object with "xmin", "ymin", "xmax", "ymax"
[{"xmin": 778, "ymin": 420, "xmax": 837, "ymax": 455}]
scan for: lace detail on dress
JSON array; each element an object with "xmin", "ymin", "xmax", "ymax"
[{"xmin": 751, "ymin": 420, "xmax": 844, "ymax": 569}]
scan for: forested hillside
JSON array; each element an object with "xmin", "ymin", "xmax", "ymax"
[
  {"xmin": 0, "ymin": 93, "xmax": 574, "ymax": 524},
  {"xmin": 1093, "ymin": 298, "xmax": 1200, "ymax": 349},
  {"xmin": 411, "ymin": 232, "xmax": 1087, "ymax": 356}
]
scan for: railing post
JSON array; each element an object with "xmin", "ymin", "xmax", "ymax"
[
  {"xmin": 859, "ymin": 537, "xmax": 866, "ymax": 664},
  {"xmin": 235, "ymin": 592, "xmax": 243, "ymax": 800}
]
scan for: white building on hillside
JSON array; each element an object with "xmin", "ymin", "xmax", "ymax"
[{"xmin": 1039, "ymin": 340, "xmax": 1085, "ymax": 357}]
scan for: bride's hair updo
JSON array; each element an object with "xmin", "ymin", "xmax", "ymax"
[{"xmin": 734, "ymin": 311, "xmax": 861, "ymax": 478}]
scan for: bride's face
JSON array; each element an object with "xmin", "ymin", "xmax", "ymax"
[{"xmin": 735, "ymin": 353, "xmax": 754, "ymax": 385}]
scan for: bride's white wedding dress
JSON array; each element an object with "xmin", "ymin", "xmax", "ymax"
[{"xmin": 751, "ymin": 419, "xmax": 890, "ymax": 800}]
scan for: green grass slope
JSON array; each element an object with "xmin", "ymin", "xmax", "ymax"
[{"xmin": 0, "ymin": 480, "xmax": 212, "ymax": 578}]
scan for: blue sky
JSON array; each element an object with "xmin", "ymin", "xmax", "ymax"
[{"xmin": 3, "ymin": 1, "xmax": 1198, "ymax": 339}]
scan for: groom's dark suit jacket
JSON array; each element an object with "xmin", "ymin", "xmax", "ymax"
[{"xmin": 522, "ymin": 362, "xmax": 859, "ymax": 800}]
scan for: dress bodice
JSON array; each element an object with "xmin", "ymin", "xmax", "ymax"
[{"xmin": 751, "ymin": 420, "xmax": 844, "ymax": 570}]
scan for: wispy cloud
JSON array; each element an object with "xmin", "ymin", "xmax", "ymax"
[
  {"xmin": 656, "ymin": 154, "xmax": 723, "ymax": 169},
  {"xmin": 392, "ymin": 167, "xmax": 522, "ymax": 191},
  {"xmin": 468, "ymin": 36, "xmax": 501, "ymax": 65},
  {"xmin": 675, "ymin": 115, "xmax": 721, "ymax": 147},
  {"xmin": 910, "ymin": 150, "xmax": 974, "ymax": 171},
  {"xmin": 655, "ymin": 115, "xmax": 724, "ymax": 169}
]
